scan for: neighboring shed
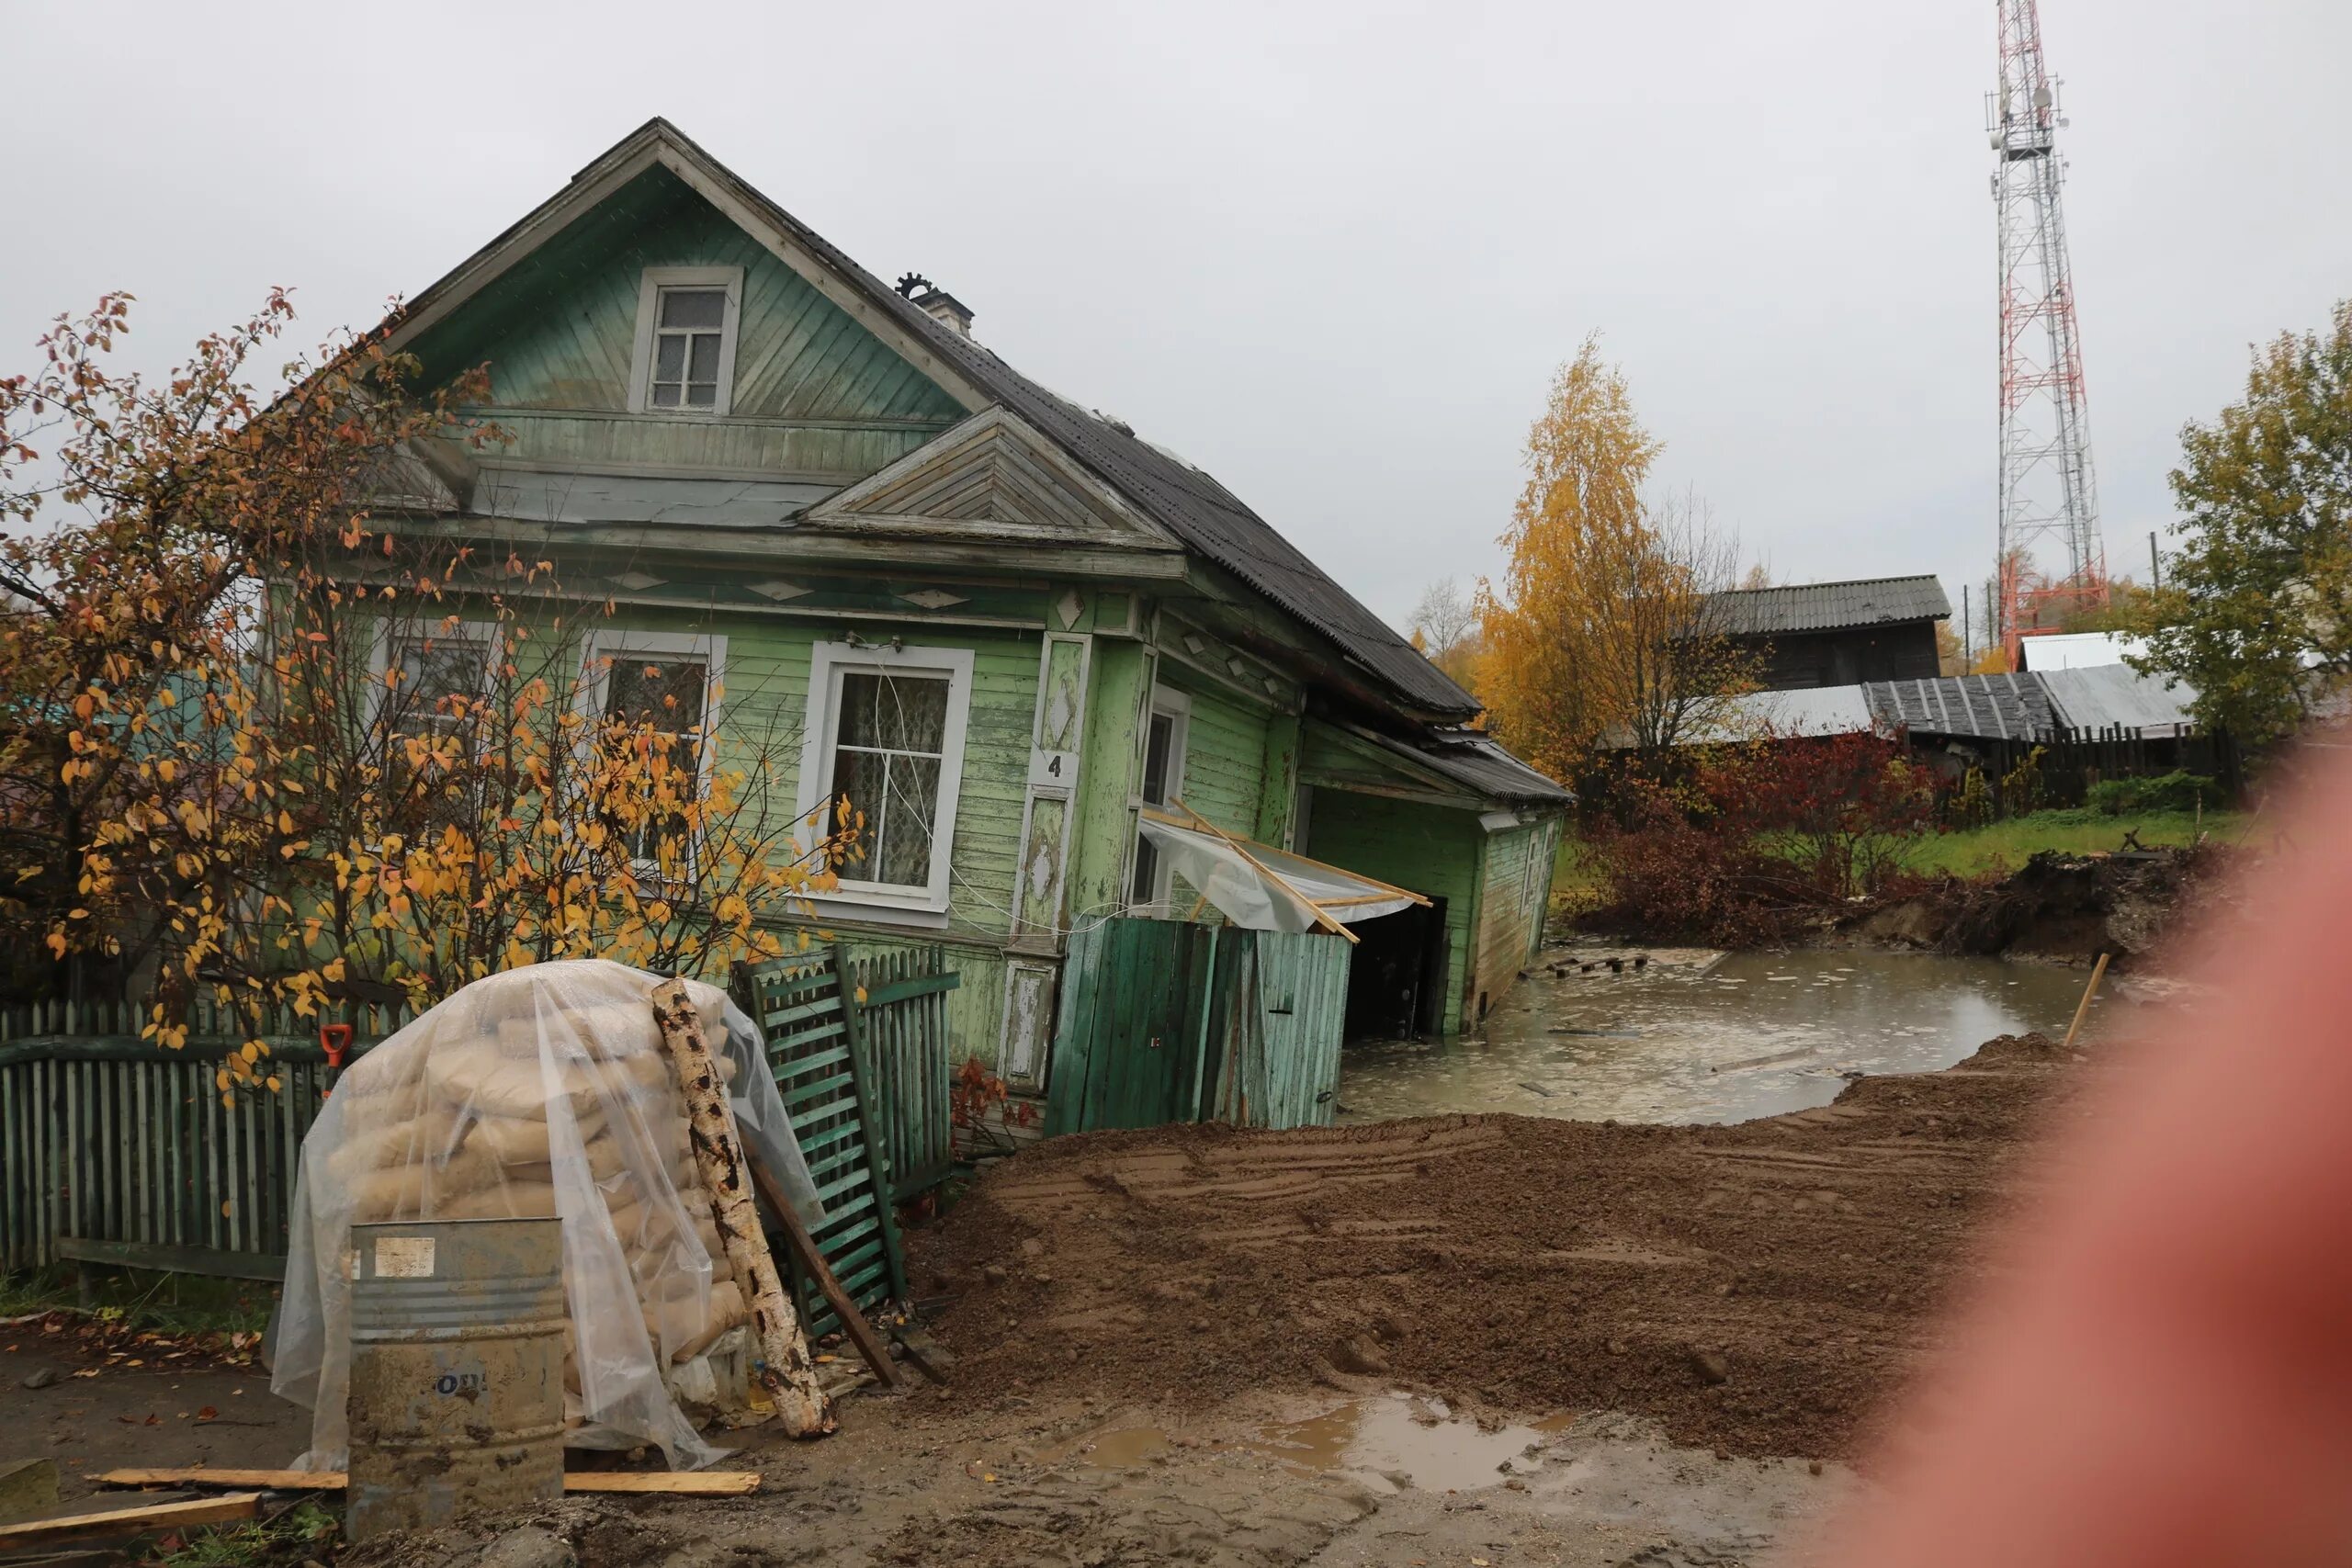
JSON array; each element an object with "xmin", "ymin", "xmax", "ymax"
[
  {"xmin": 2039, "ymin": 664, "xmax": 2197, "ymax": 739},
  {"xmin": 2015, "ymin": 631, "xmax": 2150, "ymax": 671},
  {"xmin": 1709, "ymin": 576, "xmax": 1951, "ymax": 692}
]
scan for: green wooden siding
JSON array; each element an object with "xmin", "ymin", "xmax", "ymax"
[
  {"xmin": 1159, "ymin": 674, "xmax": 1276, "ymax": 921},
  {"xmin": 1472, "ymin": 818, "xmax": 1560, "ymax": 1014},
  {"xmin": 414, "ymin": 166, "xmax": 964, "ymax": 467},
  {"xmin": 1302, "ymin": 789, "xmax": 1484, "ymax": 1034},
  {"xmin": 1166, "ymin": 676, "xmax": 1272, "ymax": 837}
]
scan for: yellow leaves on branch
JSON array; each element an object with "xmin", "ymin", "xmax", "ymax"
[{"xmin": 1476, "ymin": 335, "xmax": 1755, "ymax": 776}]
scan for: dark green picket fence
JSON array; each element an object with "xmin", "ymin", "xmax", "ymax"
[
  {"xmin": 2, "ymin": 951, "xmax": 957, "ymax": 1282},
  {"xmin": 0, "ymin": 1000, "xmax": 372, "ymax": 1278}
]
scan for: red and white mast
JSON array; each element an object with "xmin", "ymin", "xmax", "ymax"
[{"xmin": 1989, "ymin": 0, "xmax": 2106, "ymax": 663}]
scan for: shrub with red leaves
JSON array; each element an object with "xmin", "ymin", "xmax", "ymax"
[{"xmin": 1587, "ymin": 728, "xmax": 1931, "ymax": 943}]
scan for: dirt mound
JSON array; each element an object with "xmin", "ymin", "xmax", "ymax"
[
  {"xmin": 1853, "ymin": 846, "xmax": 2218, "ymax": 965},
  {"xmin": 910, "ymin": 1034, "xmax": 2086, "ymax": 1461}
]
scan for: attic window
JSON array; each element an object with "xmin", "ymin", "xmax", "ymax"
[{"xmin": 628, "ymin": 266, "xmax": 742, "ymax": 416}]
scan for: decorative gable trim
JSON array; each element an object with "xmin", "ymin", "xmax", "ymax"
[{"xmin": 800, "ymin": 407, "xmax": 1181, "ymax": 548}]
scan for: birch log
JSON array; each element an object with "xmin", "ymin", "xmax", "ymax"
[{"xmin": 650, "ymin": 978, "xmax": 833, "ymax": 1438}]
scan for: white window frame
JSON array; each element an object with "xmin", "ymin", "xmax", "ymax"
[
  {"xmin": 578, "ymin": 627, "xmax": 729, "ymax": 874},
  {"xmin": 1129, "ymin": 684, "xmax": 1191, "ymax": 914},
  {"xmin": 626, "ymin": 265, "xmax": 744, "ymax": 416},
  {"xmin": 368, "ymin": 617, "xmax": 500, "ymax": 735},
  {"xmin": 795, "ymin": 640, "xmax": 975, "ymax": 924}
]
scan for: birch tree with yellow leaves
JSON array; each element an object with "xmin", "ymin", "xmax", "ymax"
[
  {"xmin": 1476, "ymin": 337, "xmax": 1758, "ymax": 781},
  {"xmin": 1, "ymin": 296, "xmax": 849, "ymax": 1099}
]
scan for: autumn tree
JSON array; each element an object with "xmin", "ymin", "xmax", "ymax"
[
  {"xmin": 2129, "ymin": 299, "xmax": 2352, "ymax": 749},
  {"xmin": 0, "ymin": 296, "xmax": 848, "ymax": 1089},
  {"xmin": 1476, "ymin": 338, "xmax": 1757, "ymax": 778}
]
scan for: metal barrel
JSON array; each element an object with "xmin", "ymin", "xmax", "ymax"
[{"xmin": 345, "ymin": 1217, "xmax": 567, "ymax": 1540}]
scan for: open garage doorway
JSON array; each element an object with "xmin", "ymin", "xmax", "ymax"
[{"xmin": 1342, "ymin": 895, "xmax": 1449, "ymax": 1041}]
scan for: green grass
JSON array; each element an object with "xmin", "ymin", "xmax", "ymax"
[
  {"xmin": 1905, "ymin": 807, "xmax": 2252, "ymax": 880},
  {"xmin": 1551, "ymin": 832, "xmax": 1607, "ymax": 911},
  {"xmin": 142, "ymin": 1501, "xmax": 339, "ymax": 1566},
  {"xmin": 1545, "ymin": 807, "xmax": 2252, "ymax": 910}
]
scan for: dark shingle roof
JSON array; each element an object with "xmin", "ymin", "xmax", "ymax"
[
  {"xmin": 1865, "ymin": 673, "xmax": 2053, "ymax": 740},
  {"xmin": 1712, "ymin": 576, "xmax": 1951, "ymax": 639},
  {"xmin": 660, "ymin": 126, "xmax": 1478, "ymax": 720}
]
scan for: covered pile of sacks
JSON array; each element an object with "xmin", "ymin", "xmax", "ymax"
[{"xmin": 269, "ymin": 960, "xmax": 823, "ymax": 1470}]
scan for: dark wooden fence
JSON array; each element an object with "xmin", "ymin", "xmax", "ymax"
[
  {"xmin": 2, "ymin": 952, "xmax": 957, "ymax": 1281},
  {"xmin": 1933, "ymin": 723, "xmax": 2243, "ymax": 821}
]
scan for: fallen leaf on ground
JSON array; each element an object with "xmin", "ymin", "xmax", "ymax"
[
  {"xmin": 71, "ymin": 1369, "xmax": 99, "ymax": 1380},
  {"xmin": 196, "ymin": 1405, "xmax": 218, "ymax": 1421}
]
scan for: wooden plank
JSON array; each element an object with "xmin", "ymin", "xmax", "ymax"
[
  {"xmin": 746, "ymin": 1155, "xmax": 899, "ymax": 1389},
  {"xmin": 564, "ymin": 1472, "xmax": 763, "ymax": 1495},
  {"xmin": 0, "ymin": 1493, "xmax": 261, "ymax": 1551},
  {"xmin": 86, "ymin": 1470, "xmax": 762, "ymax": 1496},
  {"xmin": 859, "ymin": 971, "xmax": 959, "ymax": 1010},
  {"xmin": 56, "ymin": 1235, "xmax": 288, "ymax": 1283},
  {"xmin": 91, "ymin": 1469, "xmax": 342, "ymax": 1491}
]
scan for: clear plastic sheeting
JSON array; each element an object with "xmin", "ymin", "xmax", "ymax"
[
  {"xmin": 270, "ymin": 960, "xmax": 820, "ymax": 1471},
  {"xmin": 1136, "ymin": 812, "xmax": 1422, "ymax": 932}
]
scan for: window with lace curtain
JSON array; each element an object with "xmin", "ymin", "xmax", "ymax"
[
  {"xmin": 627, "ymin": 266, "xmax": 742, "ymax": 416},
  {"xmin": 796, "ymin": 642, "xmax": 974, "ymax": 921}
]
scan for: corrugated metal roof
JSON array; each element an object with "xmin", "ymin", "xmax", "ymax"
[
  {"xmin": 1865, "ymin": 673, "xmax": 2054, "ymax": 740},
  {"xmin": 1712, "ymin": 576, "xmax": 1951, "ymax": 638},
  {"xmin": 2015, "ymin": 631, "xmax": 2150, "ymax": 671},
  {"xmin": 2040, "ymin": 664, "xmax": 2197, "ymax": 736}
]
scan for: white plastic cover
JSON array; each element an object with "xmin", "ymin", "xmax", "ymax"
[
  {"xmin": 1136, "ymin": 816, "xmax": 1419, "ymax": 931},
  {"xmin": 269, "ymin": 959, "xmax": 820, "ymax": 1471}
]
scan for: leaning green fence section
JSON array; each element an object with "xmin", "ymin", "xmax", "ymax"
[{"xmin": 732, "ymin": 943, "xmax": 958, "ymax": 1337}]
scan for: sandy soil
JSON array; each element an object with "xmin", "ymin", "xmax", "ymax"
[{"xmin": 10, "ymin": 1032, "xmax": 2091, "ymax": 1565}]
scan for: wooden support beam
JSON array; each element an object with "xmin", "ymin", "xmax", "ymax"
[
  {"xmin": 0, "ymin": 1493, "xmax": 260, "ymax": 1551},
  {"xmin": 744, "ymin": 1155, "xmax": 902, "ymax": 1390},
  {"xmin": 86, "ymin": 1469, "xmax": 763, "ymax": 1496}
]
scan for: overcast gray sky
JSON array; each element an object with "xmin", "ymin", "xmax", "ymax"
[{"xmin": 5, "ymin": 1, "xmax": 2346, "ymax": 642}]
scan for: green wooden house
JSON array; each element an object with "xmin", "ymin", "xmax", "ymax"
[{"xmin": 368, "ymin": 119, "xmax": 1566, "ymax": 1100}]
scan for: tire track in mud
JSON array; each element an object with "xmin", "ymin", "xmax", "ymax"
[{"xmin": 913, "ymin": 1034, "xmax": 2090, "ymax": 1460}]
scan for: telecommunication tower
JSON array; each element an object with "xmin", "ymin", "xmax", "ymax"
[{"xmin": 1988, "ymin": 0, "xmax": 2105, "ymax": 662}]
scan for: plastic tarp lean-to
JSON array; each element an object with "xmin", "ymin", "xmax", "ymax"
[
  {"xmin": 1136, "ymin": 810, "xmax": 1425, "ymax": 934},
  {"xmin": 269, "ymin": 960, "xmax": 821, "ymax": 1471}
]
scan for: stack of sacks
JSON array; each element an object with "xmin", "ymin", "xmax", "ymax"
[{"xmin": 322, "ymin": 983, "xmax": 752, "ymax": 1394}]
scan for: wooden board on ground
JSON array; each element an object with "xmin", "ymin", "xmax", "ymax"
[
  {"xmin": 86, "ymin": 1468, "xmax": 763, "ymax": 1496},
  {"xmin": 0, "ymin": 1492, "xmax": 260, "ymax": 1551}
]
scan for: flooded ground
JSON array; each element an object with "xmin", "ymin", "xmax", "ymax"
[{"xmin": 1339, "ymin": 947, "xmax": 2110, "ymax": 1125}]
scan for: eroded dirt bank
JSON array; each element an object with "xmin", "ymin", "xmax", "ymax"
[{"xmin": 914, "ymin": 1032, "xmax": 2089, "ymax": 1462}]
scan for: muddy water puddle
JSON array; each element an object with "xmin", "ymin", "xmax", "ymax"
[
  {"xmin": 1066, "ymin": 1393, "xmax": 1574, "ymax": 1493},
  {"xmin": 1340, "ymin": 949, "xmax": 2110, "ymax": 1125}
]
